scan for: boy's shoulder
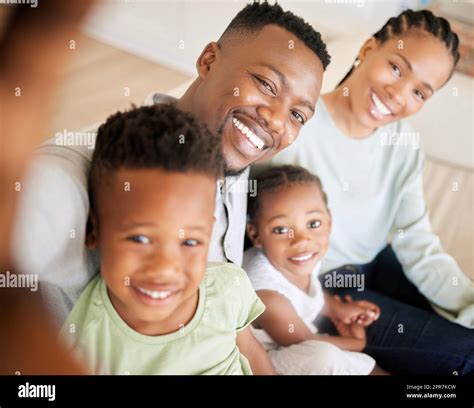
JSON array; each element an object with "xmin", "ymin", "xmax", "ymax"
[{"xmin": 205, "ymin": 262, "xmax": 252, "ymax": 291}]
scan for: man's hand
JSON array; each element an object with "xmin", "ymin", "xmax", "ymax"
[{"xmin": 333, "ymin": 318, "xmax": 367, "ymax": 352}]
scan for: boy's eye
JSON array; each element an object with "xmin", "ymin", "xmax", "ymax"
[
  {"xmin": 390, "ymin": 63, "xmax": 401, "ymax": 77},
  {"xmin": 127, "ymin": 235, "xmax": 151, "ymax": 244},
  {"xmin": 414, "ymin": 89, "xmax": 425, "ymax": 101},
  {"xmin": 308, "ymin": 220, "xmax": 321, "ymax": 229},
  {"xmin": 183, "ymin": 239, "xmax": 200, "ymax": 247},
  {"xmin": 292, "ymin": 111, "xmax": 305, "ymax": 125},
  {"xmin": 272, "ymin": 226, "xmax": 289, "ymax": 235}
]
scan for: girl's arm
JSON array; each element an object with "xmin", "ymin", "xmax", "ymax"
[
  {"xmin": 255, "ymin": 290, "xmax": 365, "ymax": 352},
  {"xmin": 236, "ymin": 326, "xmax": 276, "ymax": 375}
]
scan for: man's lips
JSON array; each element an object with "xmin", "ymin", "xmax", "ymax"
[{"xmin": 232, "ymin": 114, "xmax": 272, "ymax": 150}]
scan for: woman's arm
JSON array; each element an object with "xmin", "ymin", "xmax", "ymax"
[
  {"xmin": 390, "ymin": 147, "xmax": 474, "ymax": 327},
  {"xmin": 255, "ymin": 290, "xmax": 366, "ymax": 352}
]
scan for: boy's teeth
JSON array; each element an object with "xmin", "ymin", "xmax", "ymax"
[
  {"xmin": 371, "ymin": 93, "xmax": 392, "ymax": 116},
  {"xmin": 138, "ymin": 287, "xmax": 172, "ymax": 299},
  {"xmin": 232, "ymin": 117, "xmax": 265, "ymax": 149}
]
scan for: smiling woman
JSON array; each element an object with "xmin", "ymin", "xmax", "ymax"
[{"xmin": 259, "ymin": 8, "xmax": 474, "ymax": 376}]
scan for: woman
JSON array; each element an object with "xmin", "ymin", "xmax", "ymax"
[{"xmin": 256, "ymin": 9, "xmax": 474, "ymax": 375}]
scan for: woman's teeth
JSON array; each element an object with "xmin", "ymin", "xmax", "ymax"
[
  {"xmin": 137, "ymin": 287, "xmax": 172, "ymax": 299},
  {"xmin": 371, "ymin": 92, "xmax": 392, "ymax": 116},
  {"xmin": 233, "ymin": 117, "xmax": 265, "ymax": 149}
]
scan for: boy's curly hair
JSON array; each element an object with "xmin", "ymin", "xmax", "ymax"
[{"xmin": 89, "ymin": 103, "xmax": 223, "ymax": 211}]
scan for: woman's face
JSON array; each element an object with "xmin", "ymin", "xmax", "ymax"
[{"xmin": 344, "ymin": 30, "xmax": 454, "ymax": 131}]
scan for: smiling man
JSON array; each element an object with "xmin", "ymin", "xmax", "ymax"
[{"xmin": 12, "ymin": 1, "xmax": 329, "ymax": 324}]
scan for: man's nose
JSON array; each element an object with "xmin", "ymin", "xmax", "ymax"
[{"xmin": 256, "ymin": 102, "xmax": 286, "ymax": 138}]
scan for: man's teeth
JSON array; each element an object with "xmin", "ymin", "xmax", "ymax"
[
  {"xmin": 233, "ymin": 117, "xmax": 265, "ymax": 149},
  {"xmin": 138, "ymin": 287, "xmax": 172, "ymax": 299},
  {"xmin": 371, "ymin": 93, "xmax": 392, "ymax": 116},
  {"xmin": 290, "ymin": 253, "xmax": 314, "ymax": 262}
]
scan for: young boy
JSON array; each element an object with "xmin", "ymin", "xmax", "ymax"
[
  {"xmin": 60, "ymin": 104, "xmax": 274, "ymax": 375},
  {"xmin": 244, "ymin": 165, "xmax": 387, "ymax": 375}
]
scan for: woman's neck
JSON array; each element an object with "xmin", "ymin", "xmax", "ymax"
[{"xmin": 323, "ymin": 87, "xmax": 377, "ymax": 140}]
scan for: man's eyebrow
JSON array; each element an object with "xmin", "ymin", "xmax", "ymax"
[
  {"xmin": 395, "ymin": 53, "xmax": 434, "ymax": 94},
  {"xmin": 259, "ymin": 63, "xmax": 316, "ymax": 113}
]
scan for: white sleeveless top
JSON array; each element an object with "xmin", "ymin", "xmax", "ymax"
[{"xmin": 243, "ymin": 247, "xmax": 325, "ymax": 349}]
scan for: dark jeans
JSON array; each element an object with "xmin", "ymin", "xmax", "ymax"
[{"xmin": 317, "ymin": 245, "xmax": 474, "ymax": 376}]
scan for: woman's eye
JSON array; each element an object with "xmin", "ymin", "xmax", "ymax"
[
  {"xmin": 127, "ymin": 235, "xmax": 151, "ymax": 244},
  {"xmin": 390, "ymin": 63, "xmax": 401, "ymax": 77},
  {"xmin": 292, "ymin": 111, "xmax": 305, "ymax": 125},
  {"xmin": 308, "ymin": 220, "xmax": 321, "ymax": 229},
  {"xmin": 272, "ymin": 226, "xmax": 288, "ymax": 235},
  {"xmin": 183, "ymin": 239, "xmax": 200, "ymax": 247},
  {"xmin": 414, "ymin": 89, "xmax": 425, "ymax": 101}
]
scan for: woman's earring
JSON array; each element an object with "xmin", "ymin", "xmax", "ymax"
[{"xmin": 354, "ymin": 59, "xmax": 361, "ymax": 68}]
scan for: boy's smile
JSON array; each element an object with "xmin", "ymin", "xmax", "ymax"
[{"xmin": 88, "ymin": 168, "xmax": 216, "ymax": 336}]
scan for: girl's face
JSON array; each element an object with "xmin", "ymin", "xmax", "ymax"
[
  {"xmin": 345, "ymin": 30, "xmax": 454, "ymax": 131},
  {"xmin": 247, "ymin": 183, "xmax": 331, "ymax": 286}
]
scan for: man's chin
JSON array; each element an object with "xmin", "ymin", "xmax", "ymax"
[{"xmin": 223, "ymin": 162, "xmax": 248, "ymax": 178}]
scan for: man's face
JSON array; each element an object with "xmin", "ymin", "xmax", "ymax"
[
  {"xmin": 89, "ymin": 168, "xmax": 216, "ymax": 336},
  {"xmin": 191, "ymin": 25, "xmax": 324, "ymax": 175}
]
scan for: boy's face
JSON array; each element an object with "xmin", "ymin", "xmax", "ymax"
[
  {"xmin": 88, "ymin": 168, "xmax": 216, "ymax": 336},
  {"xmin": 248, "ymin": 183, "xmax": 331, "ymax": 281},
  {"xmin": 190, "ymin": 25, "xmax": 324, "ymax": 174}
]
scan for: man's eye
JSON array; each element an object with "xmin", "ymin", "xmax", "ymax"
[
  {"xmin": 292, "ymin": 111, "xmax": 305, "ymax": 125},
  {"xmin": 183, "ymin": 239, "xmax": 200, "ymax": 247},
  {"xmin": 255, "ymin": 76, "xmax": 275, "ymax": 95},
  {"xmin": 390, "ymin": 63, "xmax": 401, "ymax": 77},
  {"xmin": 127, "ymin": 235, "xmax": 151, "ymax": 244},
  {"xmin": 272, "ymin": 226, "xmax": 288, "ymax": 235},
  {"xmin": 308, "ymin": 220, "xmax": 321, "ymax": 229}
]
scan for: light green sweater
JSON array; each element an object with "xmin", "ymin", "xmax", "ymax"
[{"xmin": 256, "ymin": 99, "xmax": 474, "ymax": 328}]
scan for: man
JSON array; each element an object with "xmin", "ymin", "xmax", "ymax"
[{"xmin": 12, "ymin": 1, "xmax": 330, "ymax": 324}]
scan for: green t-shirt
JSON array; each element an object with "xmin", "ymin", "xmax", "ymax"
[{"xmin": 60, "ymin": 262, "xmax": 265, "ymax": 375}]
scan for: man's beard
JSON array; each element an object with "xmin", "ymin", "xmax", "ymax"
[{"xmin": 217, "ymin": 119, "xmax": 248, "ymax": 178}]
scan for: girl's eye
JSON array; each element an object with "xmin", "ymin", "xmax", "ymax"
[
  {"xmin": 128, "ymin": 235, "xmax": 151, "ymax": 244},
  {"xmin": 255, "ymin": 76, "xmax": 275, "ymax": 95},
  {"xmin": 390, "ymin": 63, "xmax": 401, "ymax": 78},
  {"xmin": 272, "ymin": 226, "xmax": 289, "ymax": 235},
  {"xmin": 292, "ymin": 111, "xmax": 305, "ymax": 125},
  {"xmin": 183, "ymin": 239, "xmax": 200, "ymax": 247},
  {"xmin": 414, "ymin": 89, "xmax": 425, "ymax": 101},
  {"xmin": 308, "ymin": 220, "xmax": 321, "ymax": 229}
]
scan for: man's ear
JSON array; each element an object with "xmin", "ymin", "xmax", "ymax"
[
  {"xmin": 246, "ymin": 223, "xmax": 262, "ymax": 248},
  {"xmin": 85, "ymin": 210, "xmax": 99, "ymax": 249},
  {"xmin": 196, "ymin": 42, "xmax": 220, "ymax": 79},
  {"xmin": 357, "ymin": 37, "xmax": 378, "ymax": 64}
]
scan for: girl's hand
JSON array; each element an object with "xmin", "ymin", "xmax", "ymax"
[
  {"xmin": 331, "ymin": 294, "xmax": 380, "ymax": 327},
  {"xmin": 333, "ymin": 319, "xmax": 367, "ymax": 351}
]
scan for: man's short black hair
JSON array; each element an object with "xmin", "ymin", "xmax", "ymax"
[
  {"xmin": 89, "ymin": 103, "xmax": 223, "ymax": 211},
  {"xmin": 219, "ymin": 1, "xmax": 330, "ymax": 70}
]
